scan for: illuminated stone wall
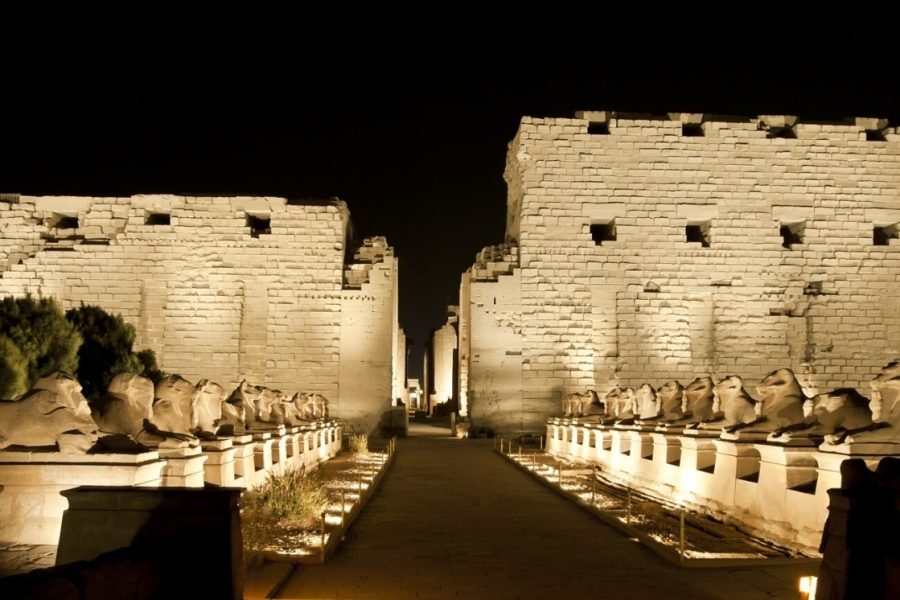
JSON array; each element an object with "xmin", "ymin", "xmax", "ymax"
[
  {"xmin": 393, "ymin": 327, "xmax": 407, "ymax": 404},
  {"xmin": 431, "ymin": 307, "xmax": 458, "ymax": 406},
  {"xmin": 457, "ymin": 274, "xmax": 470, "ymax": 416},
  {"xmin": 462, "ymin": 244, "xmax": 523, "ymax": 430},
  {"xmin": 0, "ymin": 195, "xmax": 398, "ymax": 434},
  {"xmin": 339, "ymin": 237, "xmax": 398, "ymax": 432},
  {"xmin": 468, "ymin": 113, "xmax": 900, "ymax": 432}
]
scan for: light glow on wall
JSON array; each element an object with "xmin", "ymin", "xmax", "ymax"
[{"xmin": 798, "ymin": 575, "xmax": 817, "ymax": 599}]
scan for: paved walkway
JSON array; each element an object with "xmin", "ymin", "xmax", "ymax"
[{"xmin": 276, "ymin": 437, "xmax": 816, "ymax": 599}]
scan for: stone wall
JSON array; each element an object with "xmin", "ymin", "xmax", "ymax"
[
  {"xmin": 462, "ymin": 244, "xmax": 522, "ymax": 430},
  {"xmin": 431, "ymin": 307, "xmax": 458, "ymax": 407},
  {"xmin": 466, "ymin": 113, "xmax": 900, "ymax": 432},
  {"xmin": 393, "ymin": 327, "xmax": 407, "ymax": 404},
  {"xmin": 0, "ymin": 195, "xmax": 398, "ymax": 434},
  {"xmin": 339, "ymin": 237, "xmax": 398, "ymax": 433},
  {"xmin": 458, "ymin": 275, "xmax": 471, "ymax": 416}
]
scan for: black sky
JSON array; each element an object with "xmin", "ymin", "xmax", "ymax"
[{"xmin": 2, "ymin": 22, "xmax": 898, "ymax": 377}]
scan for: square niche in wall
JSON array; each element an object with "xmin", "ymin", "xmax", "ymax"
[
  {"xmin": 145, "ymin": 212, "xmax": 171, "ymax": 225},
  {"xmin": 685, "ymin": 221, "xmax": 711, "ymax": 247},
  {"xmin": 874, "ymin": 223, "xmax": 899, "ymax": 246},
  {"xmin": 246, "ymin": 214, "xmax": 271, "ymax": 238},
  {"xmin": 590, "ymin": 220, "xmax": 616, "ymax": 245},
  {"xmin": 780, "ymin": 221, "xmax": 805, "ymax": 249},
  {"xmin": 49, "ymin": 213, "xmax": 79, "ymax": 229}
]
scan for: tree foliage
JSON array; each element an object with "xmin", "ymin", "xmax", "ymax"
[
  {"xmin": 0, "ymin": 334, "xmax": 28, "ymax": 399},
  {"xmin": 0, "ymin": 296, "xmax": 82, "ymax": 398},
  {"xmin": 136, "ymin": 349, "xmax": 164, "ymax": 385},
  {"xmin": 66, "ymin": 304, "xmax": 160, "ymax": 400}
]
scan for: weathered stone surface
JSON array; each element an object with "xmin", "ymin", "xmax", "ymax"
[
  {"xmin": 91, "ymin": 373, "xmax": 154, "ymax": 438},
  {"xmin": 711, "ymin": 375, "xmax": 758, "ymax": 429},
  {"xmin": 152, "ymin": 374, "xmax": 197, "ymax": 435},
  {"xmin": 256, "ymin": 387, "xmax": 285, "ymax": 425},
  {"xmin": 464, "ymin": 113, "xmax": 900, "ymax": 433},
  {"xmin": 769, "ymin": 387, "xmax": 874, "ymax": 442},
  {"xmin": 561, "ymin": 390, "xmax": 600, "ymax": 417},
  {"xmin": 0, "ymin": 383, "xmax": 98, "ymax": 453},
  {"xmin": 0, "ymin": 195, "xmax": 399, "ymax": 435},
  {"xmin": 754, "ymin": 368, "xmax": 807, "ymax": 430},
  {"xmin": 633, "ymin": 383, "xmax": 661, "ymax": 420},
  {"xmin": 33, "ymin": 372, "xmax": 92, "ymax": 419},
  {"xmin": 657, "ymin": 380, "xmax": 684, "ymax": 421},
  {"xmin": 825, "ymin": 360, "xmax": 900, "ymax": 448},
  {"xmin": 226, "ymin": 380, "xmax": 260, "ymax": 430},
  {"xmin": 194, "ymin": 379, "xmax": 225, "ymax": 435},
  {"xmin": 682, "ymin": 376, "xmax": 716, "ymax": 424}
]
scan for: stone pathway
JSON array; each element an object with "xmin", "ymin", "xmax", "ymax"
[
  {"xmin": 0, "ymin": 542, "xmax": 57, "ymax": 578},
  {"xmin": 276, "ymin": 436, "xmax": 817, "ymax": 599}
]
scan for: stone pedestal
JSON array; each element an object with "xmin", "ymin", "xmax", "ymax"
[
  {"xmin": 607, "ymin": 429, "xmax": 632, "ymax": 476},
  {"xmin": 57, "ymin": 486, "xmax": 243, "ymax": 600},
  {"xmin": 675, "ymin": 435, "xmax": 717, "ymax": 504},
  {"xmin": 326, "ymin": 424, "xmax": 340, "ymax": 456},
  {"xmin": 229, "ymin": 434, "xmax": 255, "ymax": 488},
  {"xmin": 283, "ymin": 429, "xmax": 301, "ymax": 468},
  {"xmin": 200, "ymin": 438, "xmax": 236, "ymax": 487},
  {"xmin": 627, "ymin": 430, "xmax": 653, "ymax": 459},
  {"xmin": 334, "ymin": 425, "xmax": 344, "ymax": 453},
  {"xmin": 316, "ymin": 426, "xmax": 333, "ymax": 462},
  {"xmin": 252, "ymin": 432, "xmax": 274, "ymax": 471},
  {"xmin": 751, "ymin": 442, "xmax": 821, "ymax": 550},
  {"xmin": 626, "ymin": 430, "xmax": 655, "ymax": 481},
  {"xmin": 709, "ymin": 440, "xmax": 761, "ymax": 509},
  {"xmin": 814, "ymin": 448, "xmax": 883, "ymax": 527},
  {"xmin": 0, "ymin": 451, "xmax": 165, "ymax": 545},
  {"xmin": 158, "ymin": 445, "xmax": 207, "ymax": 488},
  {"xmin": 270, "ymin": 431, "xmax": 288, "ymax": 472},
  {"xmin": 582, "ymin": 426, "xmax": 602, "ymax": 463},
  {"xmin": 650, "ymin": 432, "xmax": 682, "ymax": 488},
  {"xmin": 570, "ymin": 425, "xmax": 590, "ymax": 461},
  {"xmin": 299, "ymin": 429, "xmax": 316, "ymax": 469}
]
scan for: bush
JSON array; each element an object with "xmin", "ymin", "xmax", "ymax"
[
  {"xmin": 0, "ymin": 334, "xmax": 28, "ymax": 399},
  {"xmin": 241, "ymin": 467, "xmax": 328, "ymax": 551},
  {"xmin": 349, "ymin": 433, "xmax": 368, "ymax": 454},
  {"xmin": 136, "ymin": 349, "xmax": 164, "ymax": 384},
  {"xmin": 0, "ymin": 296, "xmax": 82, "ymax": 398},
  {"xmin": 66, "ymin": 304, "xmax": 161, "ymax": 399}
]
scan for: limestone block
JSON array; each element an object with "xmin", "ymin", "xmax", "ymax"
[
  {"xmin": 194, "ymin": 379, "xmax": 226, "ymax": 436},
  {"xmin": 152, "ymin": 374, "xmax": 197, "ymax": 435},
  {"xmin": 0, "ymin": 374, "xmax": 99, "ymax": 453},
  {"xmin": 158, "ymin": 445, "xmax": 206, "ymax": 487},
  {"xmin": 855, "ymin": 117, "xmax": 889, "ymax": 131},
  {"xmin": 91, "ymin": 373, "xmax": 154, "ymax": 439},
  {"xmin": 229, "ymin": 434, "xmax": 255, "ymax": 487},
  {"xmin": 200, "ymin": 438, "xmax": 236, "ymax": 486},
  {"xmin": 0, "ymin": 451, "xmax": 165, "ymax": 544},
  {"xmin": 55, "ymin": 486, "xmax": 243, "ymax": 599}
]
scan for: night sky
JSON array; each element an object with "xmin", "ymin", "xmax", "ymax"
[{"xmin": 3, "ymin": 23, "xmax": 898, "ymax": 377}]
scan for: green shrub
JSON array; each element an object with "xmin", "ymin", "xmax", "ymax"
[
  {"xmin": 0, "ymin": 296, "xmax": 82, "ymax": 397},
  {"xmin": 66, "ymin": 304, "xmax": 160, "ymax": 399},
  {"xmin": 241, "ymin": 467, "xmax": 328, "ymax": 551},
  {"xmin": 136, "ymin": 349, "xmax": 164, "ymax": 384},
  {"xmin": 0, "ymin": 334, "xmax": 28, "ymax": 399},
  {"xmin": 349, "ymin": 433, "xmax": 368, "ymax": 454}
]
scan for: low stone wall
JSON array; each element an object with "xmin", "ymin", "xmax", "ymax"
[
  {"xmin": 0, "ymin": 421, "xmax": 342, "ymax": 546},
  {"xmin": 545, "ymin": 417, "xmax": 889, "ymax": 553},
  {"xmin": 0, "ymin": 486, "xmax": 244, "ymax": 599}
]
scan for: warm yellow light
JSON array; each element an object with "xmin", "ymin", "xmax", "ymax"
[{"xmin": 798, "ymin": 575, "xmax": 817, "ymax": 598}]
